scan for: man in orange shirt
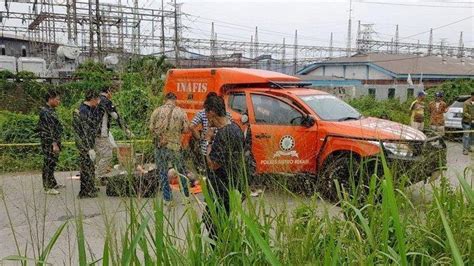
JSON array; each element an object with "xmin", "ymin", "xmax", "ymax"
[{"xmin": 428, "ymin": 92, "xmax": 448, "ymax": 136}]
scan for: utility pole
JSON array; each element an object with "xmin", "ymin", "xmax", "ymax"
[
  {"xmin": 211, "ymin": 22, "xmax": 216, "ymax": 67},
  {"xmin": 281, "ymin": 37, "xmax": 286, "ymax": 72},
  {"xmin": 96, "ymin": 0, "xmax": 102, "ymax": 61},
  {"xmin": 132, "ymin": 0, "xmax": 139, "ymax": 55},
  {"xmin": 73, "ymin": 0, "xmax": 77, "ymax": 43},
  {"xmin": 254, "ymin": 26, "xmax": 259, "ymax": 58},
  {"xmin": 440, "ymin": 38, "xmax": 447, "ymax": 55},
  {"xmin": 293, "ymin": 29, "xmax": 298, "ymax": 75},
  {"xmin": 394, "ymin": 24, "xmax": 399, "ymax": 54},
  {"xmin": 161, "ymin": 0, "xmax": 165, "ymax": 54},
  {"xmin": 346, "ymin": 0, "xmax": 352, "ymax": 56},
  {"xmin": 329, "ymin": 32, "xmax": 333, "ymax": 58},
  {"xmin": 356, "ymin": 20, "xmax": 361, "ymax": 52},
  {"xmin": 250, "ymin": 35, "xmax": 253, "ymax": 59},
  {"xmin": 458, "ymin": 31, "xmax": 464, "ymax": 57},
  {"xmin": 66, "ymin": 0, "xmax": 72, "ymax": 41},
  {"xmin": 88, "ymin": 0, "xmax": 94, "ymax": 57},
  {"xmin": 173, "ymin": 0, "xmax": 180, "ymax": 67},
  {"xmin": 428, "ymin": 28, "xmax": 433, "ymax": 55}
]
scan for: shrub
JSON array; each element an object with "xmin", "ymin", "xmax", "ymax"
[
  {"xmin": 114, "ymin": 87, "xmax": 152, "ymax": 137},
  {"xmin": 427, "ymin": 79, "xmax": 474, "ymax": 105},
  {"xmin": 0, "ymin": 111, "xmax": 39, "ymax": 143},
  {"xmin": 348, "ymin": 96, "xmax": 411, "ymax": 124}
]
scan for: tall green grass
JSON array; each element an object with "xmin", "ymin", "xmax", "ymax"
[{"xmin": 1, "ymin": 156, "xmax": 473, "ymax": 265}]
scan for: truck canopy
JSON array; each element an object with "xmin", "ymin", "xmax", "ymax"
[{"xmin": 164, "ymin": 68, "xmax": 300, "ymax": 113}]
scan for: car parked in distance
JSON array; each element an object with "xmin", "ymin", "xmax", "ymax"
[{"xmin": 445, "ymin": 95, "xmax": 470, "ymax": 130}]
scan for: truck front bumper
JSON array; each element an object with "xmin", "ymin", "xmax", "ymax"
[{"xmin": 384, "ymin": 136, "xmax": 447, "ymax": 184}]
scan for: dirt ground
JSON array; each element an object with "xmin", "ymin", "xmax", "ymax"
[{"xmin": 0, "ymin": 141, "xmax": 472, "ymax": 264}]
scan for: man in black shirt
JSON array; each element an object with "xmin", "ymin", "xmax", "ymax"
[
  {"xmin": 37, "ymin": 89, "xmax": 64, "ymax": 195},
  {"xmin": 73, "ymin": 89, "xmax": 101, "ymax": 198},
  {"xmin": 203, "ymin": 96, "xmax": 245, "ymax": 241}
]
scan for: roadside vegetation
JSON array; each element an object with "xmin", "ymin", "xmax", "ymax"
[{"xmin": 1, "ymin": 156, "xmax": 473, "ymax": 264}]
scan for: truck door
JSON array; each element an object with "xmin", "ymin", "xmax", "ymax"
[{"xmin": 248, "ymin": 93, "xmax": 318, "ymax": 174}]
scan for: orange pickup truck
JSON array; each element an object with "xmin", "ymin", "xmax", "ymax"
[{"xmin": 164, "ymin": 68, "xmax": 446, "ymax": 199}]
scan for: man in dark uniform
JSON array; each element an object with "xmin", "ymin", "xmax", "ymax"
[
  {"xmin": 37, "ymin": 89, "xmax": 64, "ymax": 195},
  {"xmin": 203, "ymin": 96, "xmax": 245, "ymax": 242},
  {"xmin": 95, "ymin": 86, "xmax": 133, "ymax": 178},
  {"xmin": 73, "ymin": 89, "xmax": 101, "ymax": 198}
]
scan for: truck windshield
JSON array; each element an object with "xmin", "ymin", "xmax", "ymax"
[{"xmin": 299, "ymin": 94, "xmax": 362, "ymax": 121}]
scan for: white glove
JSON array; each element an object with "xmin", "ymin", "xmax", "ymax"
[
  {"xmin": 125, "ymin": 129, "xmax": 135, "ymax": 138},
  {"xmin": 111, "ymin": 112, "xmax": 119, "ymax": 120},
  {"xmin": 88, "ymin": 149, "xmax": 96, "ymax": 161}
]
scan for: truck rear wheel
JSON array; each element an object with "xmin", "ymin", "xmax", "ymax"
[{"xmin": 317, "ymin": 153, "xmax": 367, "ymax": 203}]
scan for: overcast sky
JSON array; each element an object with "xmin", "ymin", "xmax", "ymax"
[
  {"xmin": 177, "ymin": 0, "xmax": 473, "ymax": 47},
  {"xmin": 1, "ymin": 0, "xmax": 472, "ymax": 49}
]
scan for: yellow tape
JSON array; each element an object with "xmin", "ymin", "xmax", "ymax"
[
  {"xmin": 0, "ymin": 130, "xmax": 472, "ymax": 148},
  {"xmin": 444, "ymin": 130, "xmax": 474, "ymax": 134},
  {"xmin": 0, "ymin": 139, "xmax": 152, "ymax": 148}
]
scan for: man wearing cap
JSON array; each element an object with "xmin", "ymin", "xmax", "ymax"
[
  {"xmin": 428, "ymin": 92, "xmax": 448, "ymax": 136},
  {"xmin": 409, "ymin": 91, "xmax": 426, "ymax": 131},
  {"xmin": 461, "ymin": 91, "xmax": 474, "ymax": 155},
  {"xmin": 149, "ymin": 92, "xmax": 189, "ymax": 202}
]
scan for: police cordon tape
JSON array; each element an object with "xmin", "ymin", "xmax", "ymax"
[
  {"xmin": 0, "ymin": 129, "xmax": 472, "ymax": 148},
  {"xmin": 0, "ymin": 139, "xmax": 152, "ymax": 147}
]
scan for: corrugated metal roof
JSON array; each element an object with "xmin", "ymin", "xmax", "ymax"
[{"xmin": 322, "ymin": 53, "xmax": 474, "ymax": 76}]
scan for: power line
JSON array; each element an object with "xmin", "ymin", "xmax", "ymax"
[
  {"xmin": 355, "ymin": 1, "xmax": 474, "ymax": 8},
  {"xmin": 400, "ymin": 15, "xmax": 473, "ymax": 40}
]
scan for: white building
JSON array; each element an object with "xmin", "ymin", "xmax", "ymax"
[{"xmin": 297, "ymin": 53, "xmax": 474, "ymax": 101}]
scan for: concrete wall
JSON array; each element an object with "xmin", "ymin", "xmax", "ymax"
[
  {"xmin": 311, "ymin": 84, "xmax": 424, "ymax": 102},
  {"xmin": 0, "ymin": 39, "xmax": 31, "ymax": 58},
  {"xmin": 0, "ymin": 38, "xmax": 58, "ymax": 59},
  {"xmin": 324, "ymin": 65, "xmax": 344, "ymax": 77},
  {"xmin": 310, "ymin": 67, "xmax": 325, "ymax": 76},
  {"xmin": 345, "ymin": 65, "xmax": 367, "ymax": 79},
  {"xmin": 368, "ymin": 67, "xmax": 393, "ymax": 79},
  {"xmin": 359, "ymin": 84, "xmax": 424, "ymax": 102}
]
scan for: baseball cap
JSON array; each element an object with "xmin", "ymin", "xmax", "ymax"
[
  {"xmin": 417, "ymin": 91, "xmax": 426, "ymax": 97},
  {"xmin": 165, "ymin": 92, "xmax": 177, "ymax": 100}
]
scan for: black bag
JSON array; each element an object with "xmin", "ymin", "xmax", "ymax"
[{"xmin": 106, "ymin": 170, "xmax": 160, "ymax": 198}]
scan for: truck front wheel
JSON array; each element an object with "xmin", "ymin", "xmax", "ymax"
[{"xmin": 317, "ymin": 153, "xmax": 367, "ymax": 202}]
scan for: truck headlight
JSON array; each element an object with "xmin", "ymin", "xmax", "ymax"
[
  {"xmin": 382, "ymin": 142, "xmax": 413, "ymax": 157},
  {"xmin": 367, "ymin": 141, "xmax": 413, "ymax": 157}
]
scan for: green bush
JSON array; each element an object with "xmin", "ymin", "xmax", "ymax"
[
  {"xmin": 348, "ymin": 96, "xmax": 411, "ymax": 124},
  {"xmin": 0, "ymin": 111, "xmax": 39, "ymax": 143},
  {"xmin": 114, "ymin": 88, "xmax": 152, "ymax": 137},
  {"xmin": 0, "ymin": 70, "xmax": 15, "ymax": 80},
  {"xmin": 427, "ymin": 79, "xmax": 474, "ymax": 105}
]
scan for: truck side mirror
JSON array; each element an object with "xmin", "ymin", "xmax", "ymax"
[
  {"xmin": 241, "ymin": 114, "xmax": 249, "ymax": 124},
  {"xmin": 302, "ymin": 115, "xmax": 315, "ymax": 128}
]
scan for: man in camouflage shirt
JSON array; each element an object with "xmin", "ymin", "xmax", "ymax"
[
  {"xmin": 410, "ymin": 91, "xmax": 426, "ymax": 131},
  {"xmin": 73, "ymin": 89, "xmax": 101, "ymax": 198},
  {"xmin": 149, "ymin": 92, "xmax": 189, "ymax": 202},
  {"xmin": 37, "ymin": 89, "xmax": 64, "ymax": 195},
  {"xmin": 428, "ymin": 92, "xmax": 448, "ymax": 136}
]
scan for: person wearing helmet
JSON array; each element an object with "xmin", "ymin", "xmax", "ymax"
[
  {"xmin": 409, "ymin": 91, "xmax": 426, "ymax": 131},
  {"xmin": 428, "ymin": 91, "xmax": 448, "ymax": 136}
]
